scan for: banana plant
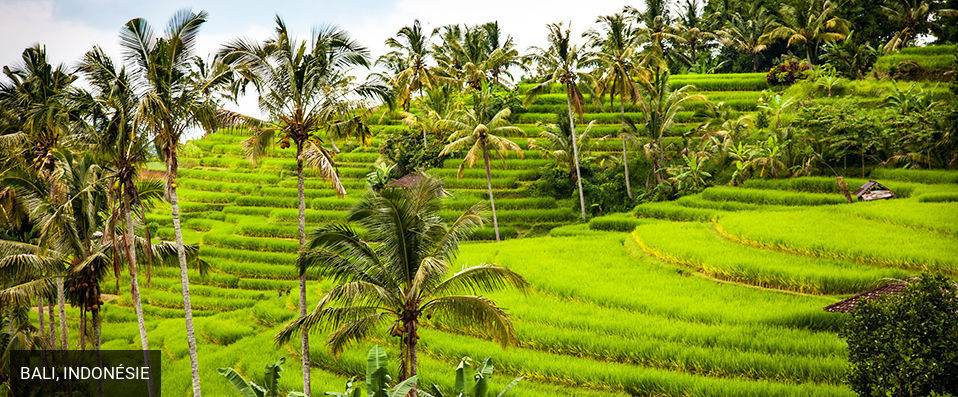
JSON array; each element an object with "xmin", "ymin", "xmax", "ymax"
[
  {"xmin": 424, "ymin": 357, "xmax": 522, "ymax": 397},
  {"xmin": 217, "ymin": 357, "xmax": 306, "ymax": 397},
  {"xmin": 325, "ymin": 345, "xmax": 418, "ymax": 397}
]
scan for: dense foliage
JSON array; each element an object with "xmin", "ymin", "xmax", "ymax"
[{"xmin": 841, "ymin": 274, "xmax": 958, "ymax": 397}]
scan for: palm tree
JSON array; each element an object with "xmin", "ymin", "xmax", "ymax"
[
  {"xmin": 481, "ymin": 22, "xmax": 522, "ymax": 89},
  {"xmin": 382, "ymin": 20, "xmax": 437, "ymax": 118},
  {"xmin": 218, "ymin": 17, "xmax": 385, "ymax": 395},
  {"xmin": 439, "ymin": 87, "xmax": 523, "ymax": 242},
  {"xmin": 401, "ymin": 85, "xmax": 460, "ymax": 146},
  {"xmin": 0, "ymin": 44, "xmax": 77, "ymax": 351},
  {"xmin": 1, "ymin": 151, "xmax": 108, "ymax": 350},
  {"xmin": 432, "ymin": 22, "xmax": 521, "ymax": 91},
  {"xmin": 585, "ymin": 12, "xmax": 644, "ymax": 199},
  {"xmin": 635, "ymin": 66, "xmax": 705, "ymax": 184},
  {"xmin": 119, "ymin": 10, "xmax": 229, "ymax": 395},
  {"xmin": 719, "ymin": 4, "xmax": 774, "ymax": 72},
  {"xmin": 276, "ymin": 175, "xmax": 528, "ymax": 385},
  {"xmin": 626, "ymin": 0, "xmax": 678, "ymax": 56},
  {"xmin": 881, "ymin": 0, "xmax": 958, "ymax": 53},
  {"xmin": 525, "ymin": 22, "xmax": 596, "ymax": 220},
  {"xmin": 671, "ymin": 0, "xmax": 718, "ymax": 69},
  {"xmin": 759, "ymin": 0, "xmax": 850, "ymax": 64},
  {"xmin": 529, "ymin": 118, "xmax": 603, "ymax": 179},
  {"xmin": 74, "ymin": 46, "xmax": 154, "ymax": 376}
]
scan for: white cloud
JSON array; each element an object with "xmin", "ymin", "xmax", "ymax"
[{"xmin": 0, "ymin": 0, "xmax": 118, "ymax": 68}]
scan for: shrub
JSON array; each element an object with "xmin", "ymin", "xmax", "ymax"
[
  {"xmin": 841, "ymin": 274, "xmax": 958, "ymax": 397},
  {"xmin": 379, "ymin": 126, "xmax": 448, "ymax": 176},
  {"xmin": 767, "ymin": 59, "xmax": 812, "ymax": 86}
]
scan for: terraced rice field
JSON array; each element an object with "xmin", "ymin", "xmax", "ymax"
[{"xmin": 77, "ymin": 75, "xmax": 958, "ymax": 396}]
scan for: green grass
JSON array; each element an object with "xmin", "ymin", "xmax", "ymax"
[
  {"xmin": 829, "ymin": 199, "xmax": 958, "ymax": 236},
  {"xmin": 870, "ymin": 168, "xmax": 958, "ymax": 184},
  {"xmin": 700, "ymin": 186, "xmax": 847, "ymax": 206},
  {"xmin": 634, "ymin": 221, "xmax": 910, "ymax": 294},
  {"xmin": 588, "ymin": 213, "xmax": 648, "ymax": 231},
  {"xmin": 717, "ymin": 208, "xmax": 958, "ymax": 274}
]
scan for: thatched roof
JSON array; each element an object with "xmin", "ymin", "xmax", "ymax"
[
  {"xmin": 824, "ymin": 282, "xmax": 908, "ymax": 313},
  {"xmin": 853, "ymin": 180, "xmax": 895, "ymax": 201},
  {"xmin": 384, "ymin": 174, "xmax": 449, "ymax": 195},
  {"xmin": 385, "ymin": 174, "xmax": 427, "ymax": 188}
]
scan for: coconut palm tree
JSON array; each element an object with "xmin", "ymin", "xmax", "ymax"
[
  {"xmin": 881, "ymin": 0, "xmax": 958, "ymax": 53},
  {"xmin": 217, "ymin": 17, "xmax": 386, "ymax": 395},
  {"xmin": 585, "ymin": 12, "xmax": 644, "ymax": 199},
  {"xmin": 119, "ymin": 10, "xmax": 229, "ymax": 395},
  {"xmin": 529, "ymin": 118, "xmax": 603, "ymax": 180},
  {"xmin": 432, "ymin": 22, "xmax": 521, "ymax": 91},
  {"xmin": 439, "ymin": 86, "xmax": 523, "ymax": 242},
  {"xmin": 382, "ymin": 20, "xmax": 438, "ymax": 114},
  {"xmin": 524, "ymin": 22, "xmax": 596, "ymax": 220},
  {"xmin": 719, "ymin": 4, "xmax": 774, "ymax": 72},
  {"xmin": 276, "ymin": 175, "xmax": 527, "ymax": 385},
  {"xmin": 626, "ymin": 0, "xmax": 678, "ymax": 57},
  {"xmin": 74, "ymin": 45, "xmax": 154, "ymax": 372},
  {"xmin": 759, "ymin": 0, "xmax": 850, "ymax": 64},
  {"xmin": 0, "ymin": 44, "xmax": 78, "ymax": 351},
  {"xmin": 635, "ymin": 66, "xmax": 705, "ymax": 184}
]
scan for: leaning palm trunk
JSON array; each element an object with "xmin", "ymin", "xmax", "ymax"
[
  {"xmin": 566, "ymin": 95, "xmax": 587, "ymax": 220},
  {"xmin": 481, "ymin": 141, "xmax": 501, "ymax": 241},
  {"xmin": 620, "ymin": 99, "xmax": 632, "ymax": 199},
  {"xmin": 123, "ymin": 194, "xmax": 154, "ymax": 396},
  {"xmin": 296, "ymin": 141, "xmax": 311, "ymax": 397},
  {"xmin": 122, "ymin": 196, "xmax": 149, "ymax": 351},
  {"xmin": 166, "ymin": 157, "xmax": 202, "ymax": 397}
]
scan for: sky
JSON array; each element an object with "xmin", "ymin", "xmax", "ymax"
[{"xmin": 0, "ymin": 0, "xmax": 643, "ymax": 126}]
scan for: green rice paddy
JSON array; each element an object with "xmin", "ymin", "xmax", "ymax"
[{"xmin": 81, "ymin": 75, "xmax": 958, "ymax": 396}]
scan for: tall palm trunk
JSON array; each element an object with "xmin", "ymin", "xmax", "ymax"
[
  {"xmin": 123, "ymin": 194, "xmax": 154, "ymax": 396},
  {"xmin": 166, "ymin": 156, "xmax": 202, "ymax": 397},
  {"xmin": 420, "ymin": 87, "xmax": 428, "ymax": 147},
  {"xmin": 141, "ymin": 211, "xmax": 154, "ymax": 286},
  {"xmin": 620, "ymin": 98, "xmax": 632, "ymax": 199},
  {"xmin": 752, "ymin": 52, "xmax": 758, "ymax": 73},
  {"xmin": 48, "ymin": 181, "xmax": 68, "ymax": 350},
  {"xmin": 57, "ymin": 275, "xmax": 66, "ymax": 350},
  {"xmin": 79, "ymin": 310, "xmax": 86, "ymax": 350},
  {"xmin": 37, "ymin": 295, "xmax": 45, "ymax": 340},
  {"xmin": 407, "ymin": 319, "xmax": 418, "ymax": 397},
  {"xmin": 296, "ymin": 141, "xmax": 311, "ymax": 397},
  {"xmin": 48, "ymin": 304, "xmax": 54, "ymax": 346},
  {"xmin": 565, "ymin": 94, "xmax": 587, "ymax": 220},
  {"xmin": 481, "ymin": 140, "xmax": 500, "ymax": 241},
  {"xmin": 93, "ymin": 308, "xmax": 101, "ymax": 351}
]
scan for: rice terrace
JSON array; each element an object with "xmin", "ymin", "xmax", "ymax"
[{"xmin": 1, "ymin": 0, "xmax": 957, "ymax": 396}]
